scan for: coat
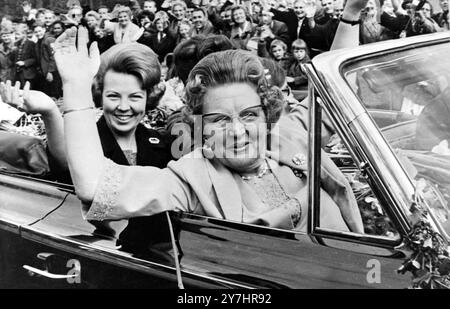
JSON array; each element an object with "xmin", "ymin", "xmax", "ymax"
[{"xmin": 10, "ymin": 39, "xmax": 37, "ymax": 81}]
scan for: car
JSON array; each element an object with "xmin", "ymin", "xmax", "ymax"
[{"xmin": 1, "ymin": 32, "xmax": 450, "ymax": 289}]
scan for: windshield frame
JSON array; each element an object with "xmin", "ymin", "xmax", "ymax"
[{"xmin": 312, "ymin": 32, "xmax": 450, "ymax": 242}]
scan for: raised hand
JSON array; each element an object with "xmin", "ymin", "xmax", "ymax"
[
  {"xmin": 53, "ymin": 27, "xmax": 100, "ymax": 88},
  {"xmin": 304, "ymin": 0, "xmax": 317, "ymax": 19},
  {"xmin": 0, "ymin": 81, "xmax": 57, "ymax": 116}
]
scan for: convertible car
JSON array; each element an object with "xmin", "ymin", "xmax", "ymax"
[{"xmin": 1, "ymin": 32, "xmax": 450, "ymax": 289}]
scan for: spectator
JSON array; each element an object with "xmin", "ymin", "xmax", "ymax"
[
  {"xmin": 315, "ymin": 0, "xmax": 335, "ymax": 25},
  {"xmin": 360, "ymin": 0, "xmax": 391, "ymax": 44},
  {"xmin": 285, "ymin": 39, "xmax": 309, "ymax": 90},
  {"xmin": 406, "ymin": 0, "xmax": 441, "ymax": 36},
  {"xmin": 229, "ymin": 5, "xmax": 257, "ymax": 49},
  {"xmin": 10, "ymin": 23, "xmax": 37, "ymax": 88},
  {"xmin": 108, "ymin": 6, "xmax": 143, "ymax": 44},
  {"xmin": 93, "ymin": 24, "xmax": 115, "ymax": 54},
  {"xmin": 35, "ymin": 8, "xmax": 47, "ymax": 26},
  {"xmin": 176, "ymin": 18, "xmax": 193, "ymax": 44},
  {"xmin": 85, "ymin": 11, "xmax": 101, "ymax": 31},
  {"xmin": 44, "ymin": 10, "xmax": 56, "ymax": 30},
  {"xmin": 0, "ymin": 26, "xmax": 14, "ymax": 82},
  {"xmin": 191, "ymin": 7, "xmax": 216, "ymax": 36},
  {"xmin": 67, "ymin": 5, "xmax": 84, "ymax": 26},
  {"xmin": 49, "ymin": 21, "xmax": 65, "ymax": 39},
  {"xmin": 167, "ymin": 1, "xmax": 188, "ymax": 38},
  {"xmin": 143, "ymin": 1, "xmax": 158, "ymax": 14},
  {"xmin": 98, "ymin": 5, "xmax": 110, "ymax": 20},
  {"xmin": 137, "ymin": 10, "xmax": 155, "ymax": 27},
  {"xmin": 258, "ymin": 38, "xmax": 289, "ymax": 66},
  {"xmin": 270, "ymin": 0, "xmax": 322, "ymax": 54},
  {"xmin": 33, "ymin": 23, "xmax": 60, "ymax": 98},
  {"xmin": 259, "ymin": 9, "xmax": 290, "ymax": 47},
  {"xmin": 147, "ymin": 12, "xmax": 176, "ymax": 63},
  {"xmin": 433, "ymin": 0, "xmax": 450, "ymax": 30}
]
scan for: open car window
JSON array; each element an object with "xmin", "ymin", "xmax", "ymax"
[
  {"xmin": 341, "ymin": 42, "xmax": 450, "ymax": 239},
  {"xmin": 317, "ymin": 97, "xmax": 400, "ymax": 241}
]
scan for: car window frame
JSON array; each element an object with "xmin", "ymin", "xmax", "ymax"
[{"xmin": 304, "ymin": 64, "xmax": 409, "ymax": 249}]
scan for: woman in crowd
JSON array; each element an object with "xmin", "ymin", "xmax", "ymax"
[
  {"xmin": 51, "ymin": 27, "xmax": 363, "ymax": 233},
  {"xmin": 176, "ymin": 18, "xmax": 193, "ymax": 45},
  {"xmin": 229, "ymin": 5, "xmax": 257, "ymax": 50},
  {"xmin": 147, "ymin": 12, "xmax": 176, "ymax": 63},
  {"xmin": 107, "ymin": 6, "xmax": 143, "ymax": 44},
  {"xmin": 0, "ymin": 42, "xmax": 173, "ymax": 250}
]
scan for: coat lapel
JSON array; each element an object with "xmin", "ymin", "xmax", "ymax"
[{"xmin": 205, "ymin": 158, "xmax": 243, "ymax": 221}]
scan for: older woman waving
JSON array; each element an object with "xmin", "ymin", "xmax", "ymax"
[{"xmin": 54, "ymin": 27, "xmax": 363, "ymax": 232}]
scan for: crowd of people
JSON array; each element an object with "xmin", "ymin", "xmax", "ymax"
[
  {"xmin": 0, "ymin": 0, "xmax": 448, "ymax": 100},
  {"xmin": 0, "ymin": 0, "xmax": 448, "ymax": 241}
]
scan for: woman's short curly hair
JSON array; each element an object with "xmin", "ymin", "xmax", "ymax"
[
  {"xmin": 184, "ymin": 49, "xmax": 284, "ymax": 126},
  {"xmin": 92, "ymin": 43, "xmax": 164, "ymax": 111}
]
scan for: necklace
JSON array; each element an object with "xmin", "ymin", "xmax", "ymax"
[{"xmin": 241, "ymin": 161, "xmax": 269, "ymax": 180}]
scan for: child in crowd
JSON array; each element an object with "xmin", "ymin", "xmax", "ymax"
[{"xmin": 285, "ymin": 39, "xmax": 310, "ymax": 90}]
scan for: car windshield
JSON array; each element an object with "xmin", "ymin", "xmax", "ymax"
[{"xmin": 342, "ymin": 41, "xmax": 450, "ymax": 237}]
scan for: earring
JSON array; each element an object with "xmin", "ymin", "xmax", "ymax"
[{"xmin": 202, "ymin": 144, "xmax": 214, "ymax": 159}]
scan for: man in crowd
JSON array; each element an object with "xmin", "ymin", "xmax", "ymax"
[
  {"xmin": 315, "ymin": 0, "xmax": 335, "ymax": 24},
  {"xmin": 98, "ymin": 5, "xmax": 110, "ymax": 20},
  {"xmin": 143, "ymin": 1, "xmax": 158, "ymax": 14},
  {"xmin": 191, "ymin": 7, "xmax": 216, "ymax": 36},
  {"xmin": 259, "ymin": 9, "xmax": 290, "ymax": 46}
]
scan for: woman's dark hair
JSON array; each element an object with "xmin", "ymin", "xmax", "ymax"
[
  {"xmin": 92, "ymin": 43, "xmax": 164, "ymax": 111},
  {"xmin": 169, "ymin": 36, "xmax": 205, "ymax": 84},
  {"xmin": 49, "ymin": 21, "xmax": 65, "ymax": 37},
  {"xmin": 197, "ymin": 34, "xmax": 236, "ymax": 59},
  {"xmin": 137, "ymin": 10, "xmax": 155, "ymax": 23},
  {"xmin": 184, "ymin": 50, "xmax": 284, "ymax": 125}
]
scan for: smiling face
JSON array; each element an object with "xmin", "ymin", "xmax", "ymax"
[
  {"xmin": 102, "ymin": 71, "xmax": 147, "ymax": 137},
  {"xmin": 173, "ymin": 5, "xmax": 186, "ymax": 20},
  {"xmin": 321, "ymin": 0, "xmax": 334, "ymax": 14},
  {"xmin": 44, "ymin": 12, "xmax": 55, "ymax": 27},
  {"xmin": 294, "ymin": 0, "xmax": 306, "ymax": 19},
  {"xmin": 118, "ymin": 12, "xmax": 130, "ymax": 26},
  {"xmin": 192, "ymin": 10, "xmax": 206, "ymax": 29},
  {"xmin": 202, "ymin": 83, "xmax": 267, "ymax": 173},
  {"xmin": 233, "ymin": 8, "xmax": 247, "ymax": 25},
  {"xmin": 1, "ymin": 32, "xmax": 12, "ymax": 44},
  {"xmin": 144, "ymin": 1, "xmax": 157, "ymax": 13},
  {"xmin": 86, "ymin": 16, "xmax": 98, "ymax": 29},
  {"xmin": 421, "ymin": 3, "xmax": 432, "ymax": 18},
  {"xmin": 179, "ymin": 23, "xmax": 191, "ymax": 37},
  {"xmin": 440, "ymin": 0, "xmax": 449, "ymax": 11},
  {"xmin": 155, "ymin": 19, "xmax": 165, "ymax": 32},
  {"xmin": 52, "ymin": 23, "xmax": 64, "ymax": 37}
]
